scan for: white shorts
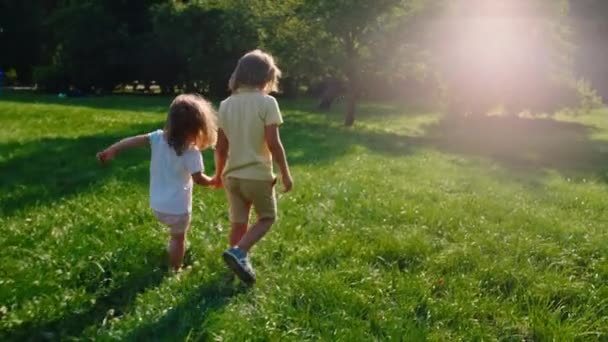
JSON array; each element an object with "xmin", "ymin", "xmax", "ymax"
[{"xmin": 154, "ymin": 211, "xmax": 191, "ymax": 235}]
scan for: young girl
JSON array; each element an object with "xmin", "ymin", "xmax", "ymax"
[
  {"xmin": 213, "ymin": 49, "xmax": 293, "ymax": 285},
  {"xmin": 97, "ymin": 94, "xmax": 217, "ymax": 271}
]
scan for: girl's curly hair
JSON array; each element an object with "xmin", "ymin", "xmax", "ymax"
[{"xmin": 165, "ymin": 94, "xmax": 217, "ymax": 155}]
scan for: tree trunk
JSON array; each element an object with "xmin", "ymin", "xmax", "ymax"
[
  {"xmin": 343, "ymin": 31, "xmax": 358, "ymax": 127},
  {"xmin": 344, "ymin": 86, "xmax": 357, "ymax": 126}
]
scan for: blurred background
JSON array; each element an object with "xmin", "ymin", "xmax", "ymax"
[{"xmin": 0, "ymin": 0, "xmax": 606, "ymax": 125}]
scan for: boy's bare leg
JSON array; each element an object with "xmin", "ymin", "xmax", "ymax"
[
  {"xmin": 230, "ymin": 223, "xmax": 248, "ymax": 247},
  {"xmin": 230, "ymin": 203, "xmax": 251, "ymax": 247},
  {"xmin": 237, "ymin": 218, "xmax": 275, "ymax": 254},
  {"xmin": 169, "ymin": 232, "xmax": 187, "ymax": 271}
]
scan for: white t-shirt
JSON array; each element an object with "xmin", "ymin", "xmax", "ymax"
[{"xmin": 148, "ymin": 130, "xmax": 204, "ymax": 214}]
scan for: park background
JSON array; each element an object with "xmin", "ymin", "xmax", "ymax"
[{"xmin": 1, "ymin": 0, "xmax": 608, "ymax": 340}]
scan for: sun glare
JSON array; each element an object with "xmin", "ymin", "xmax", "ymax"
[
  {"xmin": 435, "ymin": 0, "xmax": 559, "ymax": 114},
  {"xmin": 453, "ymin": 0, "xmax": 544, "ymax": 69}
]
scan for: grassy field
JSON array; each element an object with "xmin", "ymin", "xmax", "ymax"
[{"xmin": 1, "ymin": 91, "xmax": 608, "ymax": 341}]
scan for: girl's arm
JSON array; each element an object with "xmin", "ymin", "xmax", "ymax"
[
  {"xmin": 265, "ymin": 124, "xmax": 293, "ymax": 192},
  {"xmin": 192, "ymin": 172, "xmax": 213, "ymax": 186},
  {"xmin": 212, "ymin": 129, "xmax": 229, "ymax": 187},
  {"xmin": 97, "ymin": 134, "xmax": 149, "ymax": 163}
]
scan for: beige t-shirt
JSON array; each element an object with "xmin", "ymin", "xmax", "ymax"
[{"xmin": 218, "ymin": 88, "xmax": 283, "ymax": 180}]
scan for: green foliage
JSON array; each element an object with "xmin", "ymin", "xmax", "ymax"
[
  {"xmin": 147, "ymin": 1, "xmax": 257, "ymax": 96},
  {"xmin": 28, "ymin": 0, "xmax": 256, "ymax": 95},
  {"xmin": 259, "ymin": 0, "xmax": 432, "ymax": 124},
  {"xmin": 25, "ymin": 0, "xmax": 437, "ymax": 122},
  {"xmin": 3, "ymin": 0, "xmax": 607, "ymax": 118},
  {"xmin": 0, "ymin": 0, "xmax": 56, "ymax": 83},
  {"xmin": 3, "ymin": 68, "xmax": 18, "ymax": 86},
  {"xmin": 33, "ymin": 64, "xmax": 68, "ymax": 93},
  {"xmin": 252, "ymin": 0, "xmax": 338, "ymax": 83},
  {"xmin": 35, "ymin": 1, "xmax": 138, "ymax": 92},
  {"xmin": 570, "ymin": 0, "xmax": 608, "ymax": 100},
  {"xmin": 1, "ymin": 93, "xmax": 608, "ymax": 340}
]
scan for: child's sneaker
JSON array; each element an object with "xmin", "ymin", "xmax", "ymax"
[{"xmin": 223, "ymin": 247, "xmax": 256, "ymax": 285}]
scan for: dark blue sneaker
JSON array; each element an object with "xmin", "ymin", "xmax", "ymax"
[{"xmin": 223, "ymin": 247, "xmax": 256, "ymax": 285}]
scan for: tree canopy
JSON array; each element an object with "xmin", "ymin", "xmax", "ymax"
[{"xmin": 0, "ymin": 0, "xmax": 605, "ymax": 124}]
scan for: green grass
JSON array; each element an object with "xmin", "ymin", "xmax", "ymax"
[{"xmin": 1, "ymin": 91, "xmax": 608, "ymax": 341}]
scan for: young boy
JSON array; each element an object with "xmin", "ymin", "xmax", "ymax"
[{"xmin": 213, "ymin": 50, "xmax": 293, "ymax": 285}]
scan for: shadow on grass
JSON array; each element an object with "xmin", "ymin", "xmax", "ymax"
[
  {"xmin": 0, "ymin": 90, "xmax": 171, "ymax": 113},
  {"xmin": 282, "ymin": 112, "xmax": 608, "ymax": 183},
  {"xmin": 125, "ymin": 274, "xmax": 245, "ymax": 341},
  {"xmin": 1, "ymin": 91, "xmax": 434, "ymax": 120},
  {"xmin": 419, "ymin": 116, "xmax": 608, "ymax": 182},
  {"xmin": 343, "ymin": 101, "xmax": 437, "ymax": 120},
  {"xmin": 1, "ymin": 249, "xmax": 169, "ymax": 341},
  {"xmin": 2, "ymin": 105, "xmax": 607, "ymax": 220},
  {"xmin": 0, "ymin": 122, "xmax": 159, "ymax": 217},
  {"xmin": 280, "ymin": 119, "xmax": 416, "ymax": 166},
  {"xmin": 0, "ymin": 106, "xmax": 372, "ymax": 216}
]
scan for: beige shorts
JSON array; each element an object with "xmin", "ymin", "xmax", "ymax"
[
  {"xmin": 154, "ymin": 211, "xmax": 191, "ymax": 235},
  {"xmin": 223, "ymin": 177, "xmax": 277, "ymax": 224}
]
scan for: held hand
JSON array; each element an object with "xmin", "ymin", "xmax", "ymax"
[
  {"xmin": 210, "ymin": 175, "xmax": 223, "ymax": 189},
  {"xmin": 96, "ymin": 148, "xmax": 115, "ymax": 164},
  {"xmin": 282, "ymin": 174, "xmax": 293, "ymax": 193}
]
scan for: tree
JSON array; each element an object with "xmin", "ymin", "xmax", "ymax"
[
  {"xmin": 253, "ymin": 0, "xmax": 428, "ymax": 126},
  {"xmin": 35, "ymin": 1, "xmax": 133, "ymax": 92},
  {"xmin": 148, "ymin": 1, "xmax": 259, "ymax": 96},
  {"xmin": 246, "ymin": 0, "xmax": 338, "ymax": 97},
  {"xmin": 303, "ymin": 0, "xmax": 429, "ymax": 126},
  {"xmin": 0, "ymin": 0, "xmax": 58, "ymax": 84},
  {"xmin": 570, "ymin": 0, "xmax": 608, "ymax": 101},
  {"xmin": 33, "ymin": 0, "xmax": 259, "ymax": 95}
]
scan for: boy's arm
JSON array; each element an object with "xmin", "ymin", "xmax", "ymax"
[
  {"xmin": 97, "ymin": 134, "xmax": 149, "ymax": 163},
  {"xmin": 265, "ymin": 124, "xmax": 293, "ymax": 192},
  {"xmin": 212, "ymin": 129, "xmax": 229, "ymax": 187}
]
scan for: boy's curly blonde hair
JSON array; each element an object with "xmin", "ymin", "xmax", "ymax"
[
  {"xmin": 165, "ymin": 94, "xmax": 217, "ymax": 155},
  {"xmin": 228, "ymin": 49, "xmax": 282, "ymax": 93}
]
